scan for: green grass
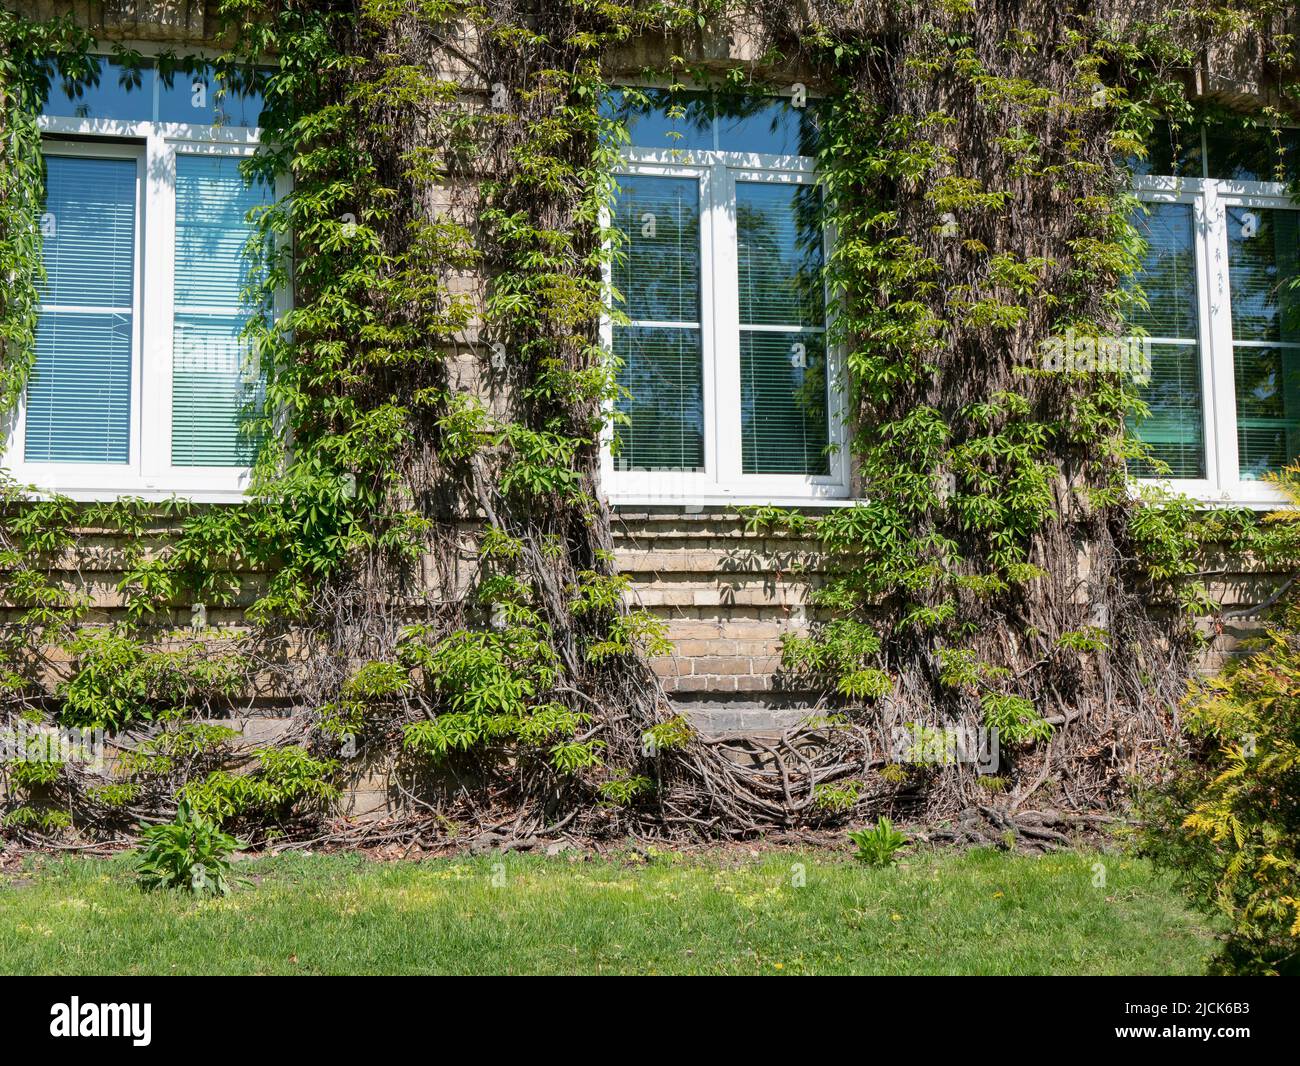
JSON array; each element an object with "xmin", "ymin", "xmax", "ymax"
[{"xmin": 0, "ymin": 847, "xmax": 1215, "ymax": 975}]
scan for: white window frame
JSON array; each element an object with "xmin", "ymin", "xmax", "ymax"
[
  {"xmin": 601, "ymin": 144, "xmax": 851, "ymax": 507},
  {"xmin": 1, "ymin": 106, "xmax": 279, "ymax": 503},
  {"xmin": 1134, "ymin": 172, "xmax": 1299, "ymax": 508}
]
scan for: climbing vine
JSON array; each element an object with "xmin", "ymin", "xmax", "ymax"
[
  {"xmin": 4, "ymin": 0, "xmax": 1300, "ymax": 848},
  {"xmin": 735, "ymin": 0, "xmax": 1300, "ymax": 831}
]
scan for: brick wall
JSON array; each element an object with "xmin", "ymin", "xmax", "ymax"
[
  {"xmin": 20, "ymin": 0, "xmax": 211, "ymax": 44},
  {"xmin": 612, "ymin": 508, "xmax": 825, "ymax": 732},
  {"xmin": 0, "ymin": 507, "xmax": 1290, "ymax": 818},
  {"xmin": 2, "ymin": 507, "xmax": 1290, "ymax": 714}
]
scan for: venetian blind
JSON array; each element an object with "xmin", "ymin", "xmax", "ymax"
[
  {"xmin": 1229, "ymin": 206, "xmax": 1300, "ymax": 479},
  {"xmin": 1127, "ymin": 202, "xmax": 1206, "ymax": 479},
  {"xmin": 736, "ymin": 181, "xmax": 829, "ymax": 476},
  {"xmin": 171, "ymin": 153, "xmax": 269, "ymax": 467},
  {"xmin": 611, "ymin": 174, "xmax": 704, "ymax": 472},
  {"xmin": 25, "ymin": 154, "xmax": 136, "ymax": 464}
]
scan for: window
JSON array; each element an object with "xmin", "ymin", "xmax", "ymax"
[
  {"xmin": 1127, "ymin": 201, "xmax": 1205, "ymax": 480},
  {"xmin": 1130, "ymin": 120, "xmax": 1300, "ymax": 505},
  {"xmin": 2, "ymin": 56, "xmax": 275, "ymax": 501},
  {"xmin": 601, "ymin": 89, "xmax": 848, "ymax": 504}
]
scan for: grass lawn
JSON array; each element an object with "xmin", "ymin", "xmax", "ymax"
[{"xmin": 0, "ymin": 846, "xmax": 1216, "ymax": 975}]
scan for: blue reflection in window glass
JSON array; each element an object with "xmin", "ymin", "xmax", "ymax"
[
  {"xmin": 158, "ymin": 65, "xmax": 266, "ymax": 128},
  {"xmin": 1204, "ymin": 121, "xmax": 1300, "ymax": 183},
  {"xmin": 41, "ymin": 56, "xmax": 154, "ymax": 122},
  {"xmin": 715, "ymin": 95, "xmax": 819, "ymax": 155},
  {"xmin": 1122, "ymin": 120, "xmax": 1202, "ymax": 178},
  {"xmin": 601, "ymin": 88, "xmax": 714, "ymax": 151},
  {"xmin": 602, "ymin": 88, "xmax": 820, "ymax": 156}
]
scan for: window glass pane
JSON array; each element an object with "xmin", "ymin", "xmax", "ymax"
[
  {"xmin": 1126, "ymin": 120, "xmax": 1203, "ymax": 179},
  {"xmin": 1228, "ymin": 207, "xmax": 1300, "ymax": 342},
  {"xmin": 171, "ymin": 154, "xmax": 271, "ymax": 467},
  {"xmin": 1229, "ymin": 206, "xmax": 1300, "ymax": 478},
  {"xmin": 1205, "ymin": 121, "xmax": 1300, "ymax": 183},
  {"xmin": 601, "ymin": 88, "xmax": 713, "ymax": 152},
  {"xmin": 737, "ymin": 182, "xmax": 824, "ymax": 326},
  {"xmin": 157, "ymin": 64, "xmax": 266, "ymax": 128},
  {"xmin": 1131, "ymin": 342, "xmax": 1206, "ymax": 479},
  {"xmin": 1127, "ymin": 118, "xmax": 1300, "ymax": 182},
  {"xmin": 601, "ymin": 89, "xmax": 821, "ymax": 157},
  {"xmin": 613, "ymin": 327, "xmax": 704, "ymax": 472},
  {"xmin": 715, "ymin": 95, "xmax": 819, "ymax": 155},
  {"xmin": 735, "ymin": 181, "xmax": 828, "ymax": 475},
  {"xmin": 25, "ymin": 154, "xmax": 136, "ymax": 464},
  {"xmin": 27, "ymin": 313, "xmax": 133, "ymax": 463},
  {"xmin": 1127, "ymin": 202, "xmax": 1198, "ymax": 338},
  {"xmin": 40, "ymin": 56, "xmax": 154, "ymax": 122},
  {"xmin": 612, "ymin": 174, "xmax": 701, "ymax": 322},
  {"xmin": 1126, "ymin": 202, "xmax": 1205, "ymax": 479},
  {"xmin": 611, "ymin": 174, "xmax": 703, "ymax": 471},
  {"xmin": 1235, "ymin": 346, "xmax": 1300, "ymax": 477},
  {"xmin": 740, "ymin": 331, "xmax": 829, "ymax": 475}
]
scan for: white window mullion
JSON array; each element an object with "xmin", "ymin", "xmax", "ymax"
[
  {"xmin": 709, "ymin": 162, "xmax": 742, "ymax": 487},
  {"xmin": 1201, "ymin": 182, "xmax": 1241, "ymax": 496},
  {"xmin": 598, "ymin": 193, "xmax": 618, "ymax": 494},
  {"xmin": 822, "ymin": 211, "xmax": 851, "ymax": 492},
  {"xmin": 139, "ymin": 133, "xmax": 175, "ymax": 486}
]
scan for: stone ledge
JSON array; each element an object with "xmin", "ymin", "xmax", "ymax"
[{"xmin": 680, "ymin": 702, "xmax": 812, "ymax": 737}]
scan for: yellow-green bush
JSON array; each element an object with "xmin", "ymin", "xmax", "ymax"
[{"xmin": 1139, "ymin": 467, "xmax": 1300, "ymax": 975}]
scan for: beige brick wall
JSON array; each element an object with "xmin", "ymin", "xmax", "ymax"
[
  {"xmin": 614, "ymin": 510, "xmax": 1292, "ymax": 707},
  {"xmin": 0, "ymin": 508, "xmax": 825, "ymax": 706},
  {"xmin": 613, "ymin": 508, "xmax": 824, "ymax": 703},
  {"xmin": 20, "ymin": 0, "xmax": 211, "ymax": 44},
  {"xmin": 2, "ymin": 507, "xmax": 1291, "ymax": 710}
]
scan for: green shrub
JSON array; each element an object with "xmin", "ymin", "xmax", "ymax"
[
  {"xmin": 2, "ymin": 806, "xmax": 71, "ymax": 831},
  {"xmin": 1138, "ymin": 634, "xmax": 1300, "ymax": 974},
  {"xmin": 814, "ymin": 780, "xmax": 863, "ymax": 812},
  {"xmin": 1137, "ymin": 466, "xmax": 1300, "ymax": 975},
  {"xmin": 134, "ymin": 802, "xmax": 244, "ymax": 896},
  {"xmin": 178, "ymin": 746, "xmax": 340, "ymax": 825},
  {"xmin": 58, "ymin": 631, "xmax": 244, "ymax": 732},
  {"xmin": 848, "ymin": 816, "xmax": 909, "ymax": 867}
]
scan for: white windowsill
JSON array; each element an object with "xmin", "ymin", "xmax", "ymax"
[
  {"xmin": 609, "ymin": 494, "xmax": 860, "ymax": 510},
  {"xmin": 3, "ymin": 483, "xmax": 1291, "ymax": 511},
  {"xmin": 611, "ymin": 483, "xmax": 1298, "ymax": 513},
  {"xmin": 4, "ymin": 484, "xmax": 253, "ymax": 506},
  {"xmin": 1135, "ymin": 481, "xmax": 1294, "ymax": 511}
]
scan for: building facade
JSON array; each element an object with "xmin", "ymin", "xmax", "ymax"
[{"xmin": 1, "ymin": 0, "xmax": 1293, "ymax": 758}]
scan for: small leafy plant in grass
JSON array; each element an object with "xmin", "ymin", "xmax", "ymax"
[
  {"xmin": 134, "ymin": 801, "xmax": 244, "ymax": 897},
  {"xmin": 848, "ymin": 817, "xmax": 909, "ymax": 867}
]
